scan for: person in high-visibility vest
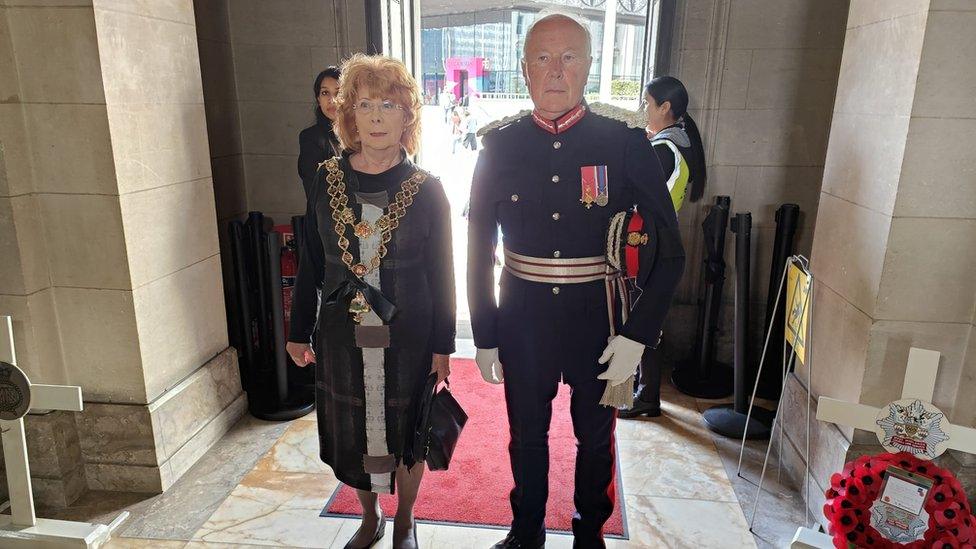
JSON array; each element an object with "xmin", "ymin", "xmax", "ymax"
[{"xmin": 620, "ymin": 75, "xmax": 707, "ymax": 419}]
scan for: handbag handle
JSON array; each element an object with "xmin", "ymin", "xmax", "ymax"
[{"xmin": 429, "ymin": 372, "xmax": 451, "ymax": 391}]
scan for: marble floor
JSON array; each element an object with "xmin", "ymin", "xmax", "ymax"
[
  {"xmin": 696, "ymin": 398, "xmax": 813, "ymax": 549},
  {"xmin": 42, "ymin": 347, "xmax": 809, "ymax": 549}
]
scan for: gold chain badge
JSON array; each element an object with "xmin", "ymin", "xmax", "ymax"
[{"xmin": 323, "ymin": 158, "xmax": 426, "ymax": 279}]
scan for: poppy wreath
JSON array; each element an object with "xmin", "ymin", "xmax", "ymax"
[{"xmin": 824, "ymin": 452, "xmax": 974, "ymax": 548}]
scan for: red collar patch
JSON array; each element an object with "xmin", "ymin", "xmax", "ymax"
[{"xmin": 531, "ymin": 103, "xmax": 587, "ymax": 134}]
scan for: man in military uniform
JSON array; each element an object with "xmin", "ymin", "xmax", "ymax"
[{"xmin": 467, "ymin": 12, "xmax": 686, "ymax": 549}]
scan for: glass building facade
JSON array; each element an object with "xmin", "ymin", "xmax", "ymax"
[{"xmin": 421, "ymin": 0, "xmax": 649, "ymax": 101}]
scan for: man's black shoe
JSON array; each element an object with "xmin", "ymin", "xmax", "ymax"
[
  {"xmin": 492, "ymin": 533, "xmax": 543, "ymax": 548},
  {"xmin": 618, "ymin": 399, "xmax": 661, "ymax": 418}
]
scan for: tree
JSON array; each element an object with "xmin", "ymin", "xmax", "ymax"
[{"xmin": 610, "ymin": 79, "xmax": 641, "ymax": 98}]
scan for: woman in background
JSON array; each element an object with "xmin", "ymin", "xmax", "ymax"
[
  {"xmin": 644, "ymin": 75, "xmax": 707, "ymax": 211},
  {"xmin": 620, "ymin": 75, "xmax": 707, "ymax": 419},
  {"xmin": 298, "ymin": 66, "xmax": 342, "ymax": 199}
]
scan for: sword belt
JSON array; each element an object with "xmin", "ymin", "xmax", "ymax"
[{"xmin": 502, "ymin": 248, "xmax": 631, "ymax": 336}]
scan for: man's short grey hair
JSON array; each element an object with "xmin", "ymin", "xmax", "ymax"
[{"xmin": 522, "ymin": 9, "xmax": 593, "ymax": 60}]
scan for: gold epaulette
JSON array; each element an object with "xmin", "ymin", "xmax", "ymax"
[
  {"xmin": 588, "ymin": 102, "xmax": 646, "ymax": 130},
  {"xmin": 476, "ymin": 110, "xmax": 532, "ymax": 137}
]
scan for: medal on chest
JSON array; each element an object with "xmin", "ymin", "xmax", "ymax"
[{"xmin": 580, "ymin": 165, "xmax": 609, "ymax": 209}]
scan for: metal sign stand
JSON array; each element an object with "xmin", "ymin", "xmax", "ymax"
[{"xmin": 732, "ymin": 256, "xmax": 819, "ymax": 541}]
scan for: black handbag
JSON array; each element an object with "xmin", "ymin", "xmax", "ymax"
[{"xmin": 412, "ymin": 374, "xmax": 467, "ymax": 471}]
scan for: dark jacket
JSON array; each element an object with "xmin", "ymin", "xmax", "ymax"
[
  {"xmin": 298, "ymin": 120, "xmax": 340, "ymax": 198},
  {"xmin": 288, "ymin": 152, "xmax": 456, "ymax": 492}
]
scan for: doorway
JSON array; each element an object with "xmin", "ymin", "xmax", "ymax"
[
  {"xmin": 458, "ymin": 69, "xmax": 469, "ymax": 106},
  {"xmin": 324, "ymin": 4, "xmax": 666, "ymax": 335}
]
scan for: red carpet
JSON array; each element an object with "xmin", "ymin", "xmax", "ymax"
[{"xmin": 322, "ymin": 359, "xmax": 626, "ymax": 536}]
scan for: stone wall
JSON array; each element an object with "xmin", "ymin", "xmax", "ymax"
[
  {"xmin": 0, "ymin": 0, "xmax": 242, "ymax": 506},
  {"xmin": 195, "ymin": 0, "xmax": 369, "ymax": 227},
  {"xmin": 0, "ymin": 0, "xmax": 91, "ymax": 506},
  {"xmin": 663, "ymin": 0, "xmax": 848, "ymax": 365},
  {"xmin": 194, "ymin": 0, "xmax": 370, "ymax": 355},
  {"xmin": 779, "ymin": 0, "xmax": 976, "ymax": 523}
]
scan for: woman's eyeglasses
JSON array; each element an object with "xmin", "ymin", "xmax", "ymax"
[{"xmin": 353, "ymin": 99, "xmax": 404, "ymax": 115}]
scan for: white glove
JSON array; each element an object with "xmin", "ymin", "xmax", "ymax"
[
  {"xmin": 597, "ymin": 335, "xmax": 645, "ymax": 387},
  {"xmin": 475, "ymin": 347, "xmax": 504, "ymax": 384}
]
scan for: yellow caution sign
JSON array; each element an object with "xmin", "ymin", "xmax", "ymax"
[{"xmin": 785, "ymin": 262, "xmax": 812, "ymax": 364}]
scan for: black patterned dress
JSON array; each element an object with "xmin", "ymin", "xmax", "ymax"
[{"xmin": 288, "ymin": 151, "xmax": 456, "ymax": 493}]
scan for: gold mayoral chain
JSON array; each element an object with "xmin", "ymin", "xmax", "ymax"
[{"xmin": 323, "ymin": 158, "xmax": 426, "ymax": 321}]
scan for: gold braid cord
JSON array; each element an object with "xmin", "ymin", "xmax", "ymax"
[{"xmin": 323, "ymin": 158, "xmax": 427, "ymax": 278}]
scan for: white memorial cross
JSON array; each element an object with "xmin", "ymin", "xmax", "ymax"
[
  {"xmin": 0, "ymin": 316, "xmax": 125, "ymax": 547},
  {"xmin": 791, "ymin": 347, "xmax": 976, "ymax": 548},
  {"xmin": 0, "ymin": 315, "xmax": 82, "ymax": 526},
  {"xmin": 817, "ymin": 347, "xmax": 976, "ymax": 458}
]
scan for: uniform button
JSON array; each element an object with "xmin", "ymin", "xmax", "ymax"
[
  {"xmin": 552, "ymin": 212, "xmax": 560, "ymax": 220},
  {"xmin": 552, "ymin": 286, "xmax": 561, "ymax": 295},
  {"xmin": 551, "ymin": 175, "xmax": 560, "ymax": 183},
  {"xmin": 511, "ymin": 194, "xmax": 519, "ymax": 202},
  {"xmin": 553, "ymin": 250, "xmax": 561, "ymax": 258},
  {"xmin": 553, "ymin": 141, "xmax": 562, "ymax": 149}
]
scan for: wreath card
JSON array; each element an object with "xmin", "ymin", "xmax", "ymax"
[{"xmin": 870, "ymin": 466, "xmax": 934, "ymax": 543}]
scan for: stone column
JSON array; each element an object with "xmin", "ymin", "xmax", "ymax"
[
  {"xmin": 0, "ymin": 0, "xmax": 244, "ymax": 506},
  {"xmin": 779, "ymin": 0, "xmax": 976, "ymax": 521},
  {"xmin": 1, "ymin": 0, "xmax": 107, "ymax": 506}
]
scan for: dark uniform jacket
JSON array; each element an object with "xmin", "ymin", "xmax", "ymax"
[{"xmin": 467, "ymin": 106, "xmax": 685, "ymax": 351}]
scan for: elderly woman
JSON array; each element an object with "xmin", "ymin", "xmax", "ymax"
[{"xmin": 286, "ymin": 53, "xmax": 455, "ymax": 549}]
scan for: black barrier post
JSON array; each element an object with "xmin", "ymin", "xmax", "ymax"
[
  {"xmin": 732, "ymin": 212, "xmax": 751, "ymax": 415},
  {"xmin": 703, "ymin": 213, "xmax": 774, "ymax": 439},
  {"xmin": 267, "ymin": 231, "xmax": 289, "ymax": 406},
  {"xmin": 229, "ymin": 220, "xmax": 254, "ymax": 392},
  {"xmin": 247, "ymin": 212, "xmax": 272, "ymax": 375},
  {"xmin": 231, "ymin": 213, "xmax": 314, "ymax": 421},
  {"xmin": 756, "ymin": 204, "xmax": 800, "ymax": 399},
  {"xmin": 672, "ymin": 196, "xmax": 734, "ymax": 398},
  {"xmin": 700, "ymin": 197, "xmax": 730, "ymax": 383}
]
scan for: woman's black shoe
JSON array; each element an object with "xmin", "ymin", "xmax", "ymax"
[
  {"xmin": 618, "ymin": 399, "xmax": 662, "ymax": 418},
  {"xmin": 343, "ymin": 513, "xmax": 385, "ymax": 549}
]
